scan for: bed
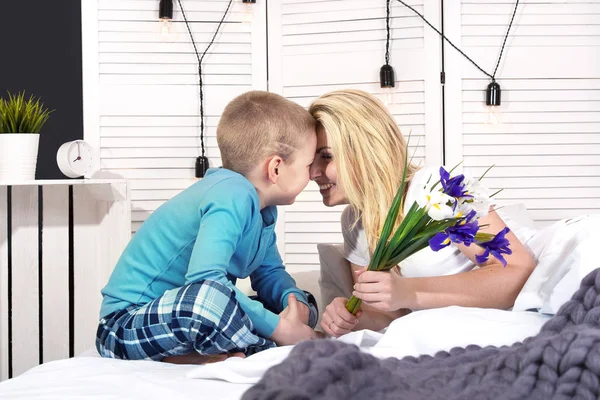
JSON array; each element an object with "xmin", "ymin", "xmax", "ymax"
[
  {"xmin": 0, "ymin": 305, "xmax": 551, "ymax": 399},
  {"xmin": 0, "ymin": 211, "xmax": 597, "ymax": 399}
]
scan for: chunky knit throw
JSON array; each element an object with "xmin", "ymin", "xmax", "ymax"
[{"xmin": 243, "ymin": 268, "xmax": 600, "ymax": 400}]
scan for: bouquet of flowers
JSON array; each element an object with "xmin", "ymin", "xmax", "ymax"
[{"xmin": 345, "ymin": 161, "xmax": 512, "ymax": 315}]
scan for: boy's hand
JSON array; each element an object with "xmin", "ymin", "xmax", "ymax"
[
  {"xmin": 294, "ymin": 298, "xmax": 310, "ymax": 325},
  {"xmin": 270, "ymin": 295, "xmax": 320, "ymax": 346},
  {"xmin": 320, "ymin": 297, "xmax": 362, "ymax": 337}
]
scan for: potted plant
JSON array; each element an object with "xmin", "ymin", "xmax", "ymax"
[{"xmin": 0, "ymin": 91, "xmax": 53, "ymax": 180}]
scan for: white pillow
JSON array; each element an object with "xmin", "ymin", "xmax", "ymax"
[
  {"xmin": 317, "ymin": 243, "xmax": 352, "ymax": 314},
  {"xmin": 288, "ymin": 269, "xmax": 323, "ymax": 314},
  {"xmin": 373, "ymin": 306, "xmax": 550, "ymax": 358},
  {"xmin": 513, "ymin": 214, "xmax": 600, "ymax": 314}
]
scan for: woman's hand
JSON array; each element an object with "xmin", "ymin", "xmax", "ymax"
[
  {"xmin": 353, "ymin": 269, "xmax": 412, "ymax": 312},
  {"xmin": 320, "ymin": 297, "xmax": 363, "ymax": 337}
]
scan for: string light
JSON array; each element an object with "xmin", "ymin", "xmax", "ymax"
[
  {"xmin": 485, "ymin": 81, "xmax": 502, "ymax": 125},
  {"xmin": 170, "ymin": 0, "xmax": 519, "ymax": 175},
  {"xmin": 394, "ymin": 0, "xmax": 520, "ymax": 121},
  {"xmin": 242, "ymin": 0, "xmax": 256, "ymax": 22},
  {"xmin": 158, "ymin": 0, "xmax": 174, "ymax": 39},
  {"xmin": 380, "ymin": 0, "xmax": 395, "ymax": 106},
  {"xmin": 177, "ymin": 0, "xmax": 234, "ymax": 177},
  {"xmin": 485, "ymin": 0, "xmax": 519, "ymax": 124}
]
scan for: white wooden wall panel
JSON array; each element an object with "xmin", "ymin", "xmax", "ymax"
[
  {"xmin": 445, "ymin": 0, "xmax": 600, "ymax": 229},
  {"xmin": 71, "ymin": 183, "xmax": 131, "ymax": 356},
  {"xmin": 83, "ymin": 1, "xmax": 600, "ymax": 270},
  {"xmin": 41, "ymin": 186, "xmax": 70, "ymax": 363},
  {"xmin": 0, "ymin": 181, "xmax": 131, "ymax": 381},
  {"xmin": 92, "ymin": 0, "xmax": 267, "ymax": 233},
  {"xmin": 73, "ymin": 186, "xmax": 104, "ymax": 356},
  {"xmin": 270, "ymin": 0, "xmax": 442, "ymax": 271},
  {"xmin": 0, "ymin": 187, "xmax": 8, "ymax": 381},
  {"xmin": 10, "ymin": 186, "xmax": 40, "ymax": 377}
]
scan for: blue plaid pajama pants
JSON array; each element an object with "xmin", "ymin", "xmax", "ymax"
[{"xmin": 96, "ymin": 280, "xmax": 318, "ymax": 361}]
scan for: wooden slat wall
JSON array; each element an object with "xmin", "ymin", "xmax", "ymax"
[
  {"xmin": 41, "ymin": 187, "xmax": 70, "ymax": 363},
  {"xmin": 445, "ymin": 0, "xmax": 600, "ymax": 229},
  {"xmin": 95, "ymin": 0, "xmax": 267, "ymax": 234},
  {"xmin": 0, "ymin": 183, "xmax": 131, "ymax": 380},
  {"xmin": 87, "ymin": 0, "xmax": 599, "ymax": 266},
  {"xmin": 0, "ymin": 187, "xmax": 8, "ymax": 381},
  {"xmin": 10, "ymin": 186, "xmax": 40, "ymax": 377},
  {"xmin": 270, "ymin": 0, "xmax": 442, "ymax": 270}
]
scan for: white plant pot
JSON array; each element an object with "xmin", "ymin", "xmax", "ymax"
[{"xmin": 0, "ymin": 133, "xmax": 40, "ymax": 181}]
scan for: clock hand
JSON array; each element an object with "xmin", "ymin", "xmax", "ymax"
[{"xmin": 73, "ymin": 142, "xmax": 82, "ymax": 162}]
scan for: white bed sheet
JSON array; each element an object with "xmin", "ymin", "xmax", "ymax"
[
  {"xmin": 0, "ymin": 306, "xmax": 550, "ymax": 399},
  {"xmin": 188, "ymin": 306, "xmax": 550, "ymax": 383},
  {"xmin": 1, "ymin": 212, "xmax": 592, "ymax": 398},
  {"xmin": 0, "ymin": 353, "xmax": 251, "ymax": 400}
]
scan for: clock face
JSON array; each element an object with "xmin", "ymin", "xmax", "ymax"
[
  {"xmin": 57, "ymin": 140, "xmax": 93, "ymax": 178},
  {"xmin": 68, "ymin": 141, "xmax": 93, "ymax": 176}
]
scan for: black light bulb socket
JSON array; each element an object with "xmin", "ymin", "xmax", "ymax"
[
  {"xmin": 195, "ymin": 156, "xmax": 209, "ymax": 178},
  {"xmin": 159, "ymin": 0, "xmax": 174, "ymax": 20},
  {"xmin": 380, "ymin": 64, "xmax": 395, "ymax": 88},
  {"xmin": 242, "ymin": 0, "xmax": 256, "ymax": 3},
  {"xmin": 486, "ymin": 81, "xmax": 501, "ymax": 106}
]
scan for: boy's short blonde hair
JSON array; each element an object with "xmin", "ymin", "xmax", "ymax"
[{"xmin": 217, "ymin": 91, "xmax": 316, "ymax": 175}]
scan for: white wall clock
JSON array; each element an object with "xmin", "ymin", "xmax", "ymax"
[{"xmin": 56, "ymin": 140, "xmax": 93, "ymax": 178}]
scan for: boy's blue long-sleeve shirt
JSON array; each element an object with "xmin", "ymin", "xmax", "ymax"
[{"xmin": 100, "ymin": 168, "xmax": 308, "ymax": 338}]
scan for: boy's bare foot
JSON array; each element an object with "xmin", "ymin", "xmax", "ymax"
[{"xmin": 162, "ymin": 352, "xmax": 246, "ymax": 365}]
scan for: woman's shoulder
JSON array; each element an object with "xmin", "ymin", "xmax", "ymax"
[
  {"xmin": 340, "ymin": 206, "xmax": 370, "ymax": 267},
  {"xmin": 341, "ymin": 205, "xmax": 362, "ymax": 232}
]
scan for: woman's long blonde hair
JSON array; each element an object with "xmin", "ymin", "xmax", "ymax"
[{"xmin": 309, "ymin": 89, "xmax": 418, "ymax": 254}]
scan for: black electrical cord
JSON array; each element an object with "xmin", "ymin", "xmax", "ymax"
[
  {"xmin": 394, "ymin": 0, "xmax": 519, "ymax": 82},
  {"xmin": 177, "ymin": 0, "xmax": 234, "ymax": 176}
]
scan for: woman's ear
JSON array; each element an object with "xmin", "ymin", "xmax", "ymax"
[{"xmin": 267, "ymin": 156, "xmax": 283, "ymax": 184}]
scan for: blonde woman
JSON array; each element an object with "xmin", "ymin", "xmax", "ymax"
[{"xmin": 308, "ymin": 89, "xmax": 537, "ymax": 337}]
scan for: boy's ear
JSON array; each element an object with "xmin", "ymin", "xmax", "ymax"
[{"xmin": 266, "ymin": 155, "xmax": 283, "ymax": 184}]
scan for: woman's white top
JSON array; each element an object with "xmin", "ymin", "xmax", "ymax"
[{"xmin": 341, "ymin": 165, "xmax": 537, "ymax": 278}]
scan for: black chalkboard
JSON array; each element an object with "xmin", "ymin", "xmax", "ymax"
[{"xmin": 0, "ymin": 0, "xmax": 84, "ymax": 179}]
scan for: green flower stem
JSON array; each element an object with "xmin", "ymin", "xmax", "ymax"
[
  {"xmin": 387, "ymin": 236, "xmax": 431, "ymax": 267},
  {"xmin": 377, "ymin": 203, "xmax": 419, "ymax": 268},
  {"xmin": 346, "ymin": 295, "xmax": 362, "ymax": 315},
  {"xmin": 344, "ymin": 146, "xmax": 412, "ymax": 316}
]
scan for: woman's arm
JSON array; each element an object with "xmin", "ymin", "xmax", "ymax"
[{"xmin": 353, "ymin": 210, "xmax": 536, "ymax": 312}]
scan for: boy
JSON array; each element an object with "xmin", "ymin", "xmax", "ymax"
[{"xmin": 96, "ymin": 91, "xmax": 319, "ymax": 364}]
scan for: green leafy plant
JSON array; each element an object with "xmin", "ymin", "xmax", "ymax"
[{"xmin": 0, "ymin": 91, "xmax": 53, "ymax": 134}]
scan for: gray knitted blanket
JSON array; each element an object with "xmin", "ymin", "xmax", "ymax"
[{"xmin": 243, "ymin": 268, "xmax": 600, "ymax": 400}]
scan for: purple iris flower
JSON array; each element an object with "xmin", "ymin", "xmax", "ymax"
[
  {"xmin": 429, "ymin": 210, "xmax": 479, "ymax": 251},
  {"xmin": 440, "ymin": 167, "xmax": 473, "ymax": 200},
  {"xmin": 475, "ymin": 227, "xmax": 512, "ymax": 267}
]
